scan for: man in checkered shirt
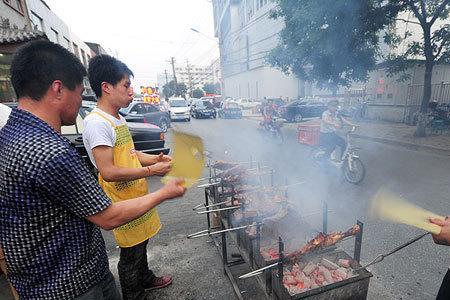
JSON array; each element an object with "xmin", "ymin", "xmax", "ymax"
[{"xmin": 0, "ymin": 41, "xmax": 186, "ymax": 299}]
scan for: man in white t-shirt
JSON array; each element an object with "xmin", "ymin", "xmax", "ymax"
[
  {"xmin": 0, "ymin": 103, "xmax": 12, "ymax": 129},
  {"xmin": 84, "ymin": 55, "xmax": 176, "ymax": 300},
  {"xmin": 319, "ymin": 100, "xmax": 355, "ymax": 161}
]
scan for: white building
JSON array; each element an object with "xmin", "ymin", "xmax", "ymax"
[
  {"xmin": 212, "ymin": 0, "xmax": 313, "ymax": 100},
  {"xmin": 174, "ymin": 64, "xmax": 214, "ymax": 90},
  {"xmin": 26, "ymin": 0, "xmax": 98, "ymax": 94}
]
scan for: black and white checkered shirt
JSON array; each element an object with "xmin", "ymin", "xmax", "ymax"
[{"xmin": 0, "ymin": 108, "xmax": 112, "ymax": 299}]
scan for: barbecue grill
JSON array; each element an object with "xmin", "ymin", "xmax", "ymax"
[{"xmin": 189, "ymin": 157, "xmax": 371, "ymax": 300}]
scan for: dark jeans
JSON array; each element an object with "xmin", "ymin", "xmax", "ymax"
[
  {"xmin": 118, "ymin": 239, "xmax": 156, "ymax": 300},
  {"xmin": 437, "ymin": 269, "xmax": 450, "ymax": 299},
  {"xmin": 320, "ymin": 132, "xmax": 347, "ymax": 160},
  {"xmin": 75, "ymin": 271, "xmax": 121, "ymax": 300}
]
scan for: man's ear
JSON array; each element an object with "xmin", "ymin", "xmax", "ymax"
[
  {"xmin": 101, "ymin": 82, "xmax": 111, "ymax": 96},
  {"xmin": 49, "ymin": 80, "xmax": 63, "ymax": 100}
]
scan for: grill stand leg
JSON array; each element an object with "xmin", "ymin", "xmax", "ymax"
[
  {"xmin": 323, "ymin": 201, "xmax": 328, "ymax": 233},
  {"xmin": 354, "ymin": 220, "xmax": 363, "ymax": 263}
]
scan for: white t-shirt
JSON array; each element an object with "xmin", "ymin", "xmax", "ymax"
[
  {"xmin": 320, "ymin": 110, "xmax": 338, "ymax": 133},
  {"xmin": 82, "ymin": 108, "xmax": 127, "ymax": 168},
  {"xmin": 0, "ymin": 104, "xmax": 12, "ymax": 129}
]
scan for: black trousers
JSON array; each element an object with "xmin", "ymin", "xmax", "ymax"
[
  {"xmin": 118, "ymin": 239, "xmax": 156, "ymax": 300},
  {"xmin": 319, "ymin": 132, "xmax": 347, "ymax": 160},
  {"xmin": 437, "ymin": 269, "xmax": 450, "ymax": 299}
]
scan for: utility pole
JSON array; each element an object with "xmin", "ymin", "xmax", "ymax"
[
  {"xmin": 186, "ymin": 60, "xmax": 193, "ymax": 97},
  {"xmin": 164, "ymin": 69, "xmax": 169, "ymax": 85},
  {"xmin": 170, "ymin": 57, "xmax": 178, "ymax": 96}
]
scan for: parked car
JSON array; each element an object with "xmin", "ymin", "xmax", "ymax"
[
  {"xmin": 4, "ymin": 101, "xmax": 169, "ymax": 173},
  {"xmin": 168, "ymin": 98, "xmax": 190, "ymax": 122},
  {"xmin": 279, "ymin": 100, "xmax": 327, "ymax": 122},
  {"xmin": 234, "ymin": 98, "xmax": 259, "ymax": 110},
  {"xmin": 119, "ymin": 101, "xmax": 171, "ymax": 132},
  {"xmin": 218, "ymin": 101, "xmax": 242, "ymax": 119},
  {"xmin": 191, "ymin": 99, "xmax": 217, "ymax": 119},
  {"xmin": 0, "ymin": 103, "xmax": 12, "ymax": 129}
]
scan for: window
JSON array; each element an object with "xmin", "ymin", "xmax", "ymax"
[
  {"xmin": 376, "ymin": 94, "xmax": 383, "ymax": 99},
  {"xmin": 80, "ymin": 49, "xmax": 87, "ymax": 66},
  {"xmin": 387, "ymin": 93, "xmax": 393, "ymax": 99},
  {"xmin": 30, "ymin": 11, "xmax": 43, "ymax": 31},
  {"xmin": 72, "ymin": 43, "xmax": 80, "ymax": 59},
  {"xmin": 49, "ymin": 28, "xmax": 59, "ymax": 43},
  {"xmin": 4, "ymin": 0, "xmax": 24, "ymax": 14},
  {"xmin": 63, "ymin": 37, "xmax": 71, "ymax": 50}
]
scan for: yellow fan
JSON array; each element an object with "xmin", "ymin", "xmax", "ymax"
[
  {"xmin": 161, "ymin": 130, "xmax": 205, "ymax": 187},
  {"xmin": 369, "ymin": 189, "xmax": 445, "ymax": 235}
]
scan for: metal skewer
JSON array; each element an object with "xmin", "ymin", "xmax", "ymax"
[
  {"xmin": 197, "ymin": 181, "xmax": 221, "ymax": 188},
  {"xmin": 187, "ymin": 224, "xmax": 260, "ymax": 239},
  {"xmin": 194, "ymin": 199, "xmax": 233, "ymax": 210},
  {"xmin": 353, "ymin": 232, "xmax": 430, "ymax": 272},
  {"xmin": 196, "ymin": 205, "xmax": 241, "ymax": 215},
  {"xmin": 238, "ymin": 262, "xmax": 280, "ymax": 279}
]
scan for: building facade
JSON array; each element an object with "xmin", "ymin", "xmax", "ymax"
[
  {"xmin": 174, "ymin": 64, "xmax": 214, "ymax": 91},
  {"xmin": 0, "ymin": 0, "xmax": 46, "ymax": 102},
  {"xmin": 26, "ymin": 0, "xmax": 98, "ymax": 94},
  {"xmin": 212, "ymin": 0, "xmax": 313, "ymax": 100}
]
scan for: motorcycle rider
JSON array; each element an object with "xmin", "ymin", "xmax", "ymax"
[
  {"xmin": 319, "ymin": 100, "xmax": 356, "ymax": 162},
  {"xmin": 262, "ymin": 99, "xmax": 276, "ymax": 130}
]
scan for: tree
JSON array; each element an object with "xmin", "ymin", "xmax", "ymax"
[
  {"xmin": 269, "ymin": 0, "xmax": 450, "ymax": 137},
  {"xmin": 192, "ymin": 88, "xmax": 205, "ymax": 98},
  {"xmin": 162, "ymin": 80, "xmax": 188, "ymax": 98},
  {"xmin": 203, "ymin": 83, "xmax": 221, "ymax": 95},
  {"xmin": 268, "ymin": 0, "xmax": 397, "ymax": 92},
  {"xmin": 383, "ymin": 0, "xmax": 450, "ymax": 137}
]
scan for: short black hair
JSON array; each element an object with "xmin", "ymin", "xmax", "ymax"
[
  {"xmin": 10, "ymin": 40, "xmax": 86, "ymax": 100},
  {"xmin": 88, "ymin": 55, "xmax": 134, "ymax": 98}
]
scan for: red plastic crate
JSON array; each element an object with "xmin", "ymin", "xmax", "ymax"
[{"xmin": 298, "ymin": 124, "xmax": 320, "ymax": 146}]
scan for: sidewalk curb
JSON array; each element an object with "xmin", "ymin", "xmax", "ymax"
[
  {"xmin": 243, "ymin": 115, "xmax": 450, "ymax": 156},
  {"xmin": 353, "ymin": 134, "xmax": 450, "ymax": 156}
]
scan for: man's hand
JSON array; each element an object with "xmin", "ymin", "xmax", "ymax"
[
  {"xmin": 156, "ymin": 152, "xmax": 172, "ymax": 163},
  {"xmin": 148, "ymin": 162, "xmax": 171, "ymax": 176},
  {"xmin": 430, "ymin": 217, "xmax": 450, "ymax": 246},
  {"xmin": 159, "ymin": 178, "xmax": 186, "ymax": 200}
]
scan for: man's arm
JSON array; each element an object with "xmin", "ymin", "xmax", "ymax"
[
  {"xmin": 87, "ymin": 178, "xmax": 185, "ymax": 230},
  {"xmin": 341, "ymin": 116, "xmax": 357, "ymax": 127},
  {"xmin": 322, "ymin": 113, "xmax": 340, "ymax": 128},
  {"xmin": 136, "ymin": 151, "xmax": 172, "ymax": 167},
  {"xmin": 92, "ymin": 146, "xmax": 171, "ymax": 182}
]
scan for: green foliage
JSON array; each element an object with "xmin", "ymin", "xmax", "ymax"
[
  {"xmin": 192, "ymin": 88, "xmax": 205, "ymax": 98},
  {"xmin": 162, "ymin": 80, "xmax": 188, "ymax": 97},
  {"xmin": 203, "ymin": 83, "xmax": 221, "ymax": 95},
  {"xmin": 268, "ymin": 0, "xmax": 397, "ymax": 90}
]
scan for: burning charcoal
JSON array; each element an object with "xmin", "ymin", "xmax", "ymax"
[
  {"xmin": 302, "ymin": 262, "xmax": 317, "ymax": 276},
  {"xmin": 337, "ymin": 258, "xmax": 351, "ymax": 268},
  {"xmin": 321, "ymin": 258, "xmax": 339, "ymax": 270},
  {"xmin": 318, "ymin": 266, "xmax": 334, "ymax": 283},
  {"xmin": 283, "ymin": 274, "xmax": 297, "ymax": 285}
]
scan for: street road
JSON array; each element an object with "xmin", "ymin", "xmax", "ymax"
[
  {"xmin": 2, "ymin": 116, "xmax": 448, "ymax": 300},
  {"xmin": 166, "ymin": 116, "xmax": 450, "ymax": 300}
]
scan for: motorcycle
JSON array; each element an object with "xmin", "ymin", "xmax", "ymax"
[
  {"xmin": 258, "ymin": 117, "xmax": 284, "ymax": 145},
  {"xmin": 310, "ymin": 126, "xmax": 365, "ymax": 184}
]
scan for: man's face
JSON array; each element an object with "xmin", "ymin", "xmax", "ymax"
[
  {"xmin": 328, "ymin": 104, "xmax": 338, "ymax": 113},
  {"xmin": 60, "ymin": 84, "xmax": 84, "ymax": 126},
  {"xmin": 111, "ymin": 75, "xmax": 134, "ymax": 108}
]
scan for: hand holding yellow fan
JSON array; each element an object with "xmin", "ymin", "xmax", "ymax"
[
  {"xmin": 369, "ymin": 189, "xmax": 445, "ymax": 235},
  {"xmin": 161, "ymin": 130, "xmax": 205, "ymax": 188}
]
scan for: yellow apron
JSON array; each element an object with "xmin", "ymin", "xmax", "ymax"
[{"xmin": 91, "ymin": 111, "xmax": 161, "ymax": 248}]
